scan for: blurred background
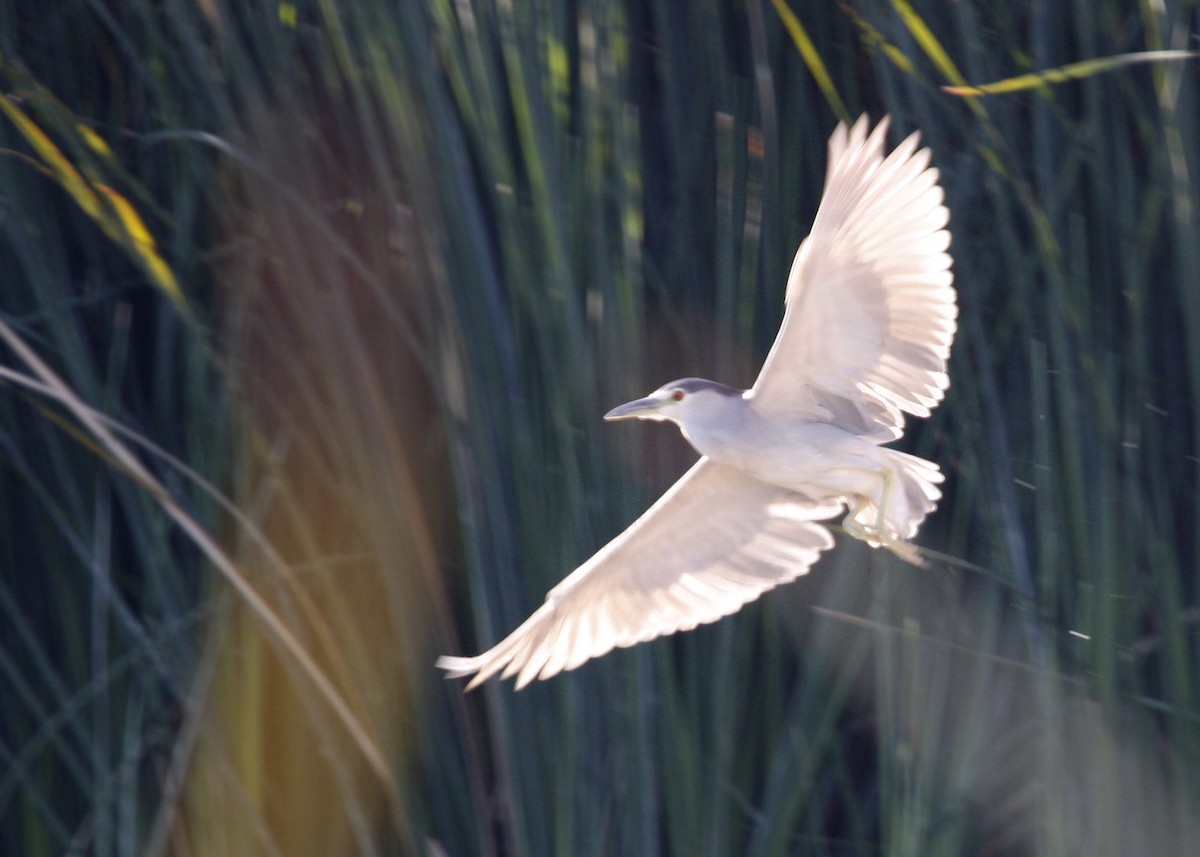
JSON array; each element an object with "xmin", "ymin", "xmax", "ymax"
[{"xmin": 1, "ymin": 1, "xmax": 1198, "ymax": 854}]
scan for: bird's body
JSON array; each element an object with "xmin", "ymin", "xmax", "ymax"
[
  {"xmin": 624, "ymin": 383, "xmax": 941, "ymax": 546},
  {"xmin": 675, "ymin": 390, "xmax": 884, "ymax": 489},
  {"xmin": 440, "ymin": 116, "xmax": 957, "ymax": 689}
]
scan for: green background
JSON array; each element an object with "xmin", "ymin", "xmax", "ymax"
[{"xmin": 1, "ymin": 1, "xmax": 1197, "ymax": 854}]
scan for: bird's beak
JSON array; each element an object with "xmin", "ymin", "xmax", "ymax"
[{"xmin": 604, "ymin": 395, "xmax": 665, "ymax": 421}]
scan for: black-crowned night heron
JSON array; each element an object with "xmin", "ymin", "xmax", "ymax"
[{"xmin": 439, "ymin": 116, "xmax": 956, "ymax": 689}]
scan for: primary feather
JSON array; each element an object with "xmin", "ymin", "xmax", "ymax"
[{"xmin": 750, "ymin": 115, "xmax": 956, "ymax": 440}]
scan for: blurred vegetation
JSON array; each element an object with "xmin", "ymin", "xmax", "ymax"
[{"xmin": 1, "ymin": 0, "xmax": 1197, "ymax": 855}]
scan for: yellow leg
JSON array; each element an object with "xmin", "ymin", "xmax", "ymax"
[
  {"xmin": 842, "ymin": 501, "xmax": 871, "ymax": 543},
  {"xmin": 876, "ymin": 467, "xmax": 895, "ymax": 534},
  {"xmin": 843, "ymin": 470, "xmax": 925, "ymax": 566},
  {"xmin": 877, "ymin": 468, "xmax": 925, "ymax": 565}
]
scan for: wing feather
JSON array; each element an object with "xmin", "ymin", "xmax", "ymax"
[
  {"xmin": 750, "ymin": 115, "xmax": 957, "ymax": 440},
  {"xmin": 437, "ymin": 459, "xmax": 838, "ymax": 688}
]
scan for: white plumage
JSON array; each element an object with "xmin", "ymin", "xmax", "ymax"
[{"xmin": 439, "ymin": 116, "xmax": 956, "ymax": 689}]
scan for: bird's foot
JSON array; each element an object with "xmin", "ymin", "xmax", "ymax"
[
  {"xmin": 883, "ymin": 538, "xmax": 925, "ymax": 567},
  {"xmin": 843, "ymin": 514, "xmax": 925, "ymax": 567}
]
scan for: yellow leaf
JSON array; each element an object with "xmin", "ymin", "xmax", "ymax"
[
  {"xmin": 771, "ymin": 0, "xmax": 849, "ymax": 122},
  {"xmin": 839, "ymin": 4, "xmax": 916, "ymax": 75},
  {"xmin": 0, "ymin": 93, "xmax": 102, "ymax": 220},
  {"xmin": 944, "ymin": 50, "xmax": 1200, "ymax": 98},
  {"xmin": 0, "ymin": 92, "xmax": 184, "ymax": 307},
  {"xmin": 78, "ymin": 122, "xmax": 115, "ymax": 158},
  {"xmin": 95, "ymin": 184, "xmax": 184, "ymax": 305},
  {"xmin": 891, "ymin": 0, "xmax": 968, "ymax": 87}
]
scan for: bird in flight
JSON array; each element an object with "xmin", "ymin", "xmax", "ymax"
[{"xmin": 439, "ymin": 116, "xmax": 956, "ymax": 689}]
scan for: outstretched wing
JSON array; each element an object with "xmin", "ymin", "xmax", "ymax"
[
  {"xmin": 438, "ymin": 459, "xmax": 839, "ymax": 689},
  {"xmin": 749, "ymin": 115, "xmax": 956, "ymax": 441}
]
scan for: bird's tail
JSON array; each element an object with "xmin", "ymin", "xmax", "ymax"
[{"xmin": 848, "ymin": 448, "xmax": 943, "ymax": 543}]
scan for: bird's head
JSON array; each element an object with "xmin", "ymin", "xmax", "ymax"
[{"xmin": 604, "ymin": 378, "xmax": 745, "ymax": 429}]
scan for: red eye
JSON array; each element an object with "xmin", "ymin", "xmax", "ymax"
[{"xmin": 671, "ymin": 389, "xmax": 685, "ymax": 402}]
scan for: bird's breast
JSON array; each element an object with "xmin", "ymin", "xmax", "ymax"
[{"xmin": 697, "ymin": 419, "xmax": 884, "ymax": 501}]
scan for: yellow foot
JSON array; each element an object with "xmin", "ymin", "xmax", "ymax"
[
  {"xmin": 884, "ymin": 538, "xmax": 925, "ymax": 567},
  {"xmin": 843, "ymin": 498, "xmax": 925, "ymax": 567}
]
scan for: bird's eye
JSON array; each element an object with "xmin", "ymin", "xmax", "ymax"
[{"xmin": 671, "ymin": 389, "xmax": 686, "ymax": 402}]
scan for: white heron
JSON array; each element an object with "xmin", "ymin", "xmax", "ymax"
[{"xmin": 439, "ymin": 116, "xmax": 956, "ymax": 689}]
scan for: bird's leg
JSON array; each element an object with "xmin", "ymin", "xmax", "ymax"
[
  {"xmin": 843, "ymin": 472, "xmax": 924, "ymax": 566},
  {"xmin": 881, "ymin": 534, "xmax": 924, "ymax": 566},
  {"xmin": 874, "ymin": 467, "xmax": 897, "ymax": 539},
  {"xmin": 874, "ymin": 469, "xmax": 925, "ymax": 566},
  {"xmin": 842, "ymin": 499, "xmax": 874, "ymax": 544}
]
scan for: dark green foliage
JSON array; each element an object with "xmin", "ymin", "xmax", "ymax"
[{"xmin": 1, "ymin": 1, "xmax": 1197, "ymax": 854}]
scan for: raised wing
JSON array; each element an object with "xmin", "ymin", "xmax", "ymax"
[
  {"xmin": 438, "ymin": 459, "xmax": 839, "ymax": 689},
  {"xmin": 749, "ymin": 115, "xmax": 956, "ymax": 440}
]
